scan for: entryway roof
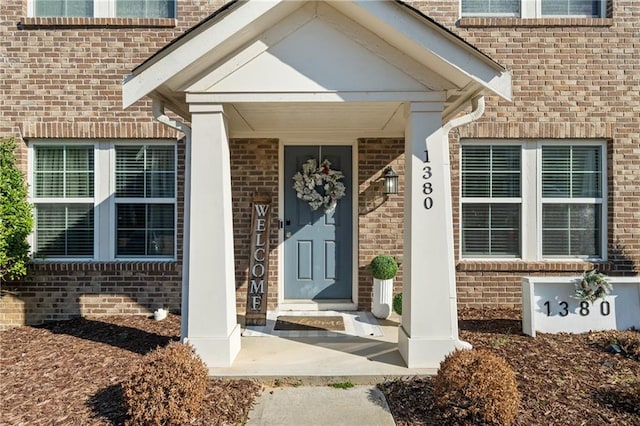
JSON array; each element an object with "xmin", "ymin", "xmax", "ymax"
[{"xmin": 123, "ymin": 0, "xmax": 511, "ymax": 128}]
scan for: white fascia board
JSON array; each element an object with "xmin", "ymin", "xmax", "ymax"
[
  {"xmin": 333, "ymin": 1, "xmax": 512, "ymax": 101},
  {"xmin": 122, "ymin": 0, "xmax": 296, "ymax": 108},
  {"xmin": 185, "ymin": 91, "xmax": 446, "ymax": 104}
]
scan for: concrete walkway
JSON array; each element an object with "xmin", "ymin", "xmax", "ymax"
[
  {"xmin": 246, "ymin": 385, "xmax": 396, "ymax": 426},
  {"xmin": 213, "ymin": 314, "xmax": 432, "ymax": 426}
]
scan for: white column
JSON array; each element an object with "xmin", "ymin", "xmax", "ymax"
[
  {"xmin": 182, "ymin": 104, "xmax": 240, "ymax": 367},
  {"xmin": 399, "ymin": 101, "xmax": 470, "ymax": 368}
]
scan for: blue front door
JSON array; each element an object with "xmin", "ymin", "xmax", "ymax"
[{"xmin": 284, "ymin": 146, "xmax": 352, "ymax": 300}]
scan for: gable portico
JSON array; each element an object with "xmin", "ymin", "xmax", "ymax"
[{"xmin": 123, "ymin": 0, "xmax": 511, "ymax": 368}]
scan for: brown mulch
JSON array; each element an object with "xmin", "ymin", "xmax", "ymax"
[
  {"xmin": 1, "ymin": 309, "xmax": 639, "ymax": 425},
  {"xmin": 0, "ymin": 314, "xmax": 261, "ymax": 425},
  {"xmin": 380, "ymin": 307, "xmax": 640, "ymax": 426}
]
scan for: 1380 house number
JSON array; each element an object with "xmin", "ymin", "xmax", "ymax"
[
  {"xmin": 423, "ymin": 149, "xmax": 433, "ymax": 210},
  {"xmin": 542, "ymin": 300, "xmax": 611, "ymax": 317}
]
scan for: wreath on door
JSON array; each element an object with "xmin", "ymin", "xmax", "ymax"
[{"xmin": 292, "ymin": 159, "xmax": 346, "ymax": 212}]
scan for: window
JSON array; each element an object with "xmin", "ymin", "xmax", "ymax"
[
  {"xmin": 33, "ymin": 145, "xmax": 95, "ymax": 257},
  {"xmin": 461, "ymin": 145, "xmax": 522, "ymax": 257},
  {"xmin": 116, "ymin": 0, "xmax": 174, "ymax": 18},
  {"xmin": 31, "ymin": 0, "xmax": 175, "ymax": 18},
  {"xmin": 35, "ymin": 0, "xmax": 93, "ymax": 17},
  {"xmin": 541, "ymin": 145, "xmax": 602, "ymax": 258},
  {"xmin": 30, "ymin": 141, "xmax": 176, "ymax": 260},
  {"xmin": 461, "ymin": 0, "xmax": 606, "ymax": 18},
  {"xmin": 541, "ymin": 0, "xmax": 602, "ymax": 17},
  {"xmin": 460, "ymin": 141, "xmax": 606, "ymax": 261},
  {"xmin": 115, "ymin": 145, "xmax": 175, "ymax": 258},
  {"xmin": 462, "ymin": 0, "xmax": 521, "ymax": 17}
]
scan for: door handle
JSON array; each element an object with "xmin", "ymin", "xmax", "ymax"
[{"xmin": 285, "ymin": 231, "xmax": 292, "ymax": 238}]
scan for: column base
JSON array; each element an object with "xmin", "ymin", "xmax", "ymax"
[
  {"xmin": 184, "ymin": 323, "xmax": 241, "ymax": 368},
  {"xmin": 398, "ymin": 326, "xmax": 472, "ymax": 368}
]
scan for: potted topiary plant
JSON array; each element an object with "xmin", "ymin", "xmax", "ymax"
[
  {"xmin": 393, "ymin": 293, "xmax": 402, "ymax": 316},
  {"xmin": 370, "ymin": 255, "xmax": 398, "ymax": 319}
]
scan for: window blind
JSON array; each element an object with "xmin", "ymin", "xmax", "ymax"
[
  {"xmin": 35, "ymin": 0, "xmax": 93, "ymax": 17},
  {"xmin": 116, "ymin": 145, "xmax": 175, "ymax": 198},
  {"xmin": 115, "ymin": 145, "xmax": 176, "ymax": 258},
  {"xmin": 541, "ymin": 145, "xmax": 602, "ymax": 258},
  {"xmin": 116, "ymin": 0, "xmax": 175, "ymax": 18},
  {"xmin": 541, "ymin": 0, "xmax": 601, "ymax": 16},
  {"xmin": 461, "ymin": 0, "xmax": 520, "ymax": 15},
  {"xmin": 461, "ymin": 145, "xmax": 522, "ymax": 257},
  {"xmin": 35, "ymin": 204, "xmax": 94, "ymax": 257}
]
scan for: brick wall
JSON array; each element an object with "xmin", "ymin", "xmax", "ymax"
[
  {"xmin": 1, "ymin": 0, "xmax": 638, "ymax": 327},
  {"xmin": 1, "ymin": 0, "xmax": 225, "ymax": 328},
  {"xmin": 430, "ymin": 0, "xmax": 640, "ymax": 307},
  {"xmin": 0, "ymin": 263, "xmax": 182, "ymax": 330},
  {"xmin": 229, "ymin": 139, "xmax": 280, "ymax": 314},
  {"xmin": 357, "ymin": 139, "xmax": 405, "ymax": 310},
  {"xmin": 0, "ymin": 0, "xmax": 228, "ymax": 163}
]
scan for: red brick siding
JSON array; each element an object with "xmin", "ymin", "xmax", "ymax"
[
  {"xmin": 229, "ymin": 139, "xmax": 280, "ymax": 314},
  {"xmin": 439, "ymin": 0, "xmax": 640, "ymax": 306},
  {"xmin": 357, "ymin": 139, "xmax": 405, "ymax": 310},
  {"xmin": 0, "ymin": 262, "xmax": 181, "ymax": 330},
  {"xmin": 1, "ymin": 0, "xmax": 638, "ymax": 326},
  {"xmin": 0, "ymin": 139, "xmax": 187, "ymax": 330}
]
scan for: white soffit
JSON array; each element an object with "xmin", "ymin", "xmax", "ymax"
[{"xmin": 225, "ymin": 102, "xmax": 406, "ymax": 134}]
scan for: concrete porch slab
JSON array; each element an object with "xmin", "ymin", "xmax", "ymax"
[{"xmin": 208, "ymin": 314, "xmax": 437, "ymax": 383}]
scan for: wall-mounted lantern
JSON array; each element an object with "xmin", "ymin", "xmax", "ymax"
[{"xmin": 383, "ymin": 166, "xmax": 399, "ymax": 196}]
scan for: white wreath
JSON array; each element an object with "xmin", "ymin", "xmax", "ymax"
[{"xmin": 292, "ymin": 159, "xmax": 346, "ymax": 212}]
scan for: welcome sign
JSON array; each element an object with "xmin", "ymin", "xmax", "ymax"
[{"xmin": 245, "ymin": 195, "xmax": 271, "ymax": 326}]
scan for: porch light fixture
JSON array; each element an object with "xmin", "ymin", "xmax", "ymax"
[{"xmin": 383, "ymin": 166, "xmax": 399, "ymax": 196}]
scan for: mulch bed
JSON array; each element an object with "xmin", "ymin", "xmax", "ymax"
[
  {"xmin": 1, "ymin": 309, "xmax": 638, "ymax": 425},
  {"xmin": 380, "ymin": 307, "xmax": 640, "ymax": 426},
  {"xmin": 0, "ymin": 314, "xmax": 261, "ymax": 425}
]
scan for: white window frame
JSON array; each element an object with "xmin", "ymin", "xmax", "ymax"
[
  {"xmin": 28, "ymin": 140, "xmax": 177, "ymax": 262},
  {"xmin": 29, "ymin": 143, "xmax": 97, "ymax": 261},
  {"xmin": 111, "ymin": 142, "xmax": 177, "ymax": 260},
  {"xmin": 460, "ymin": 139, "xmax": 607, "ymax": 262},
  {"xmin": 460, "ymin": 141, "xmax": 525, "ymax": 259},
  {"xmin": 27, "ymin": 0, "xmax": 176, "ymax": 19},
  {"xmin": 460, "ymin": 0, "xmax": 607, "ymax": 18}
]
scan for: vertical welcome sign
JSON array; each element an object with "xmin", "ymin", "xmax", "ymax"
[{"xmin": 245, "ymin": 195, "xmax": 271, "ymax": 326}]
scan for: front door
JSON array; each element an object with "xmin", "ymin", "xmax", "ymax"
[{"xmin": 284, "ymin": 145, "xmax": 352, "ymax": 301}]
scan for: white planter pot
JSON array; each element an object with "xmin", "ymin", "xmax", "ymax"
[
  {"xmin": 372, "ymin": 278, "xmax": 393, "ymax": 319},
  {"xmin": 154, "ymin": 308, "xmax": 168, "ymax": 321}
]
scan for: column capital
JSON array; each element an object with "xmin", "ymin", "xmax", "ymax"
[
  {"xmin": 405, "ymin": 100, "xmax": 445, "ymax": 115},
  {"xmin": 189, "ymin": 103, "xmax": 225, "ymax": 114}
]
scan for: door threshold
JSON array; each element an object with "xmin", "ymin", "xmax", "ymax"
[{"xmin": 279, "ymin": 300, "xmax": 357, "ymax": 311}]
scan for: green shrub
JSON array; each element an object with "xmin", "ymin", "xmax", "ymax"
[
  {"xmin": 370, "ymin": 255, "xmax": 398, "ymax": 280},
  {"xmin": 0, "ymin": 138, "xmax": 33, "ymax": 282},
  {"xmin": 393, "ymin": 293, "xmax": 402, "ymax": 315},
  {"xmin": 122, "ymin": 342, "xmax": 209, "ymax": 425},
  {"xmin": 433, "ymin": 349, "xmax": 520, "ymax": 426}
]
